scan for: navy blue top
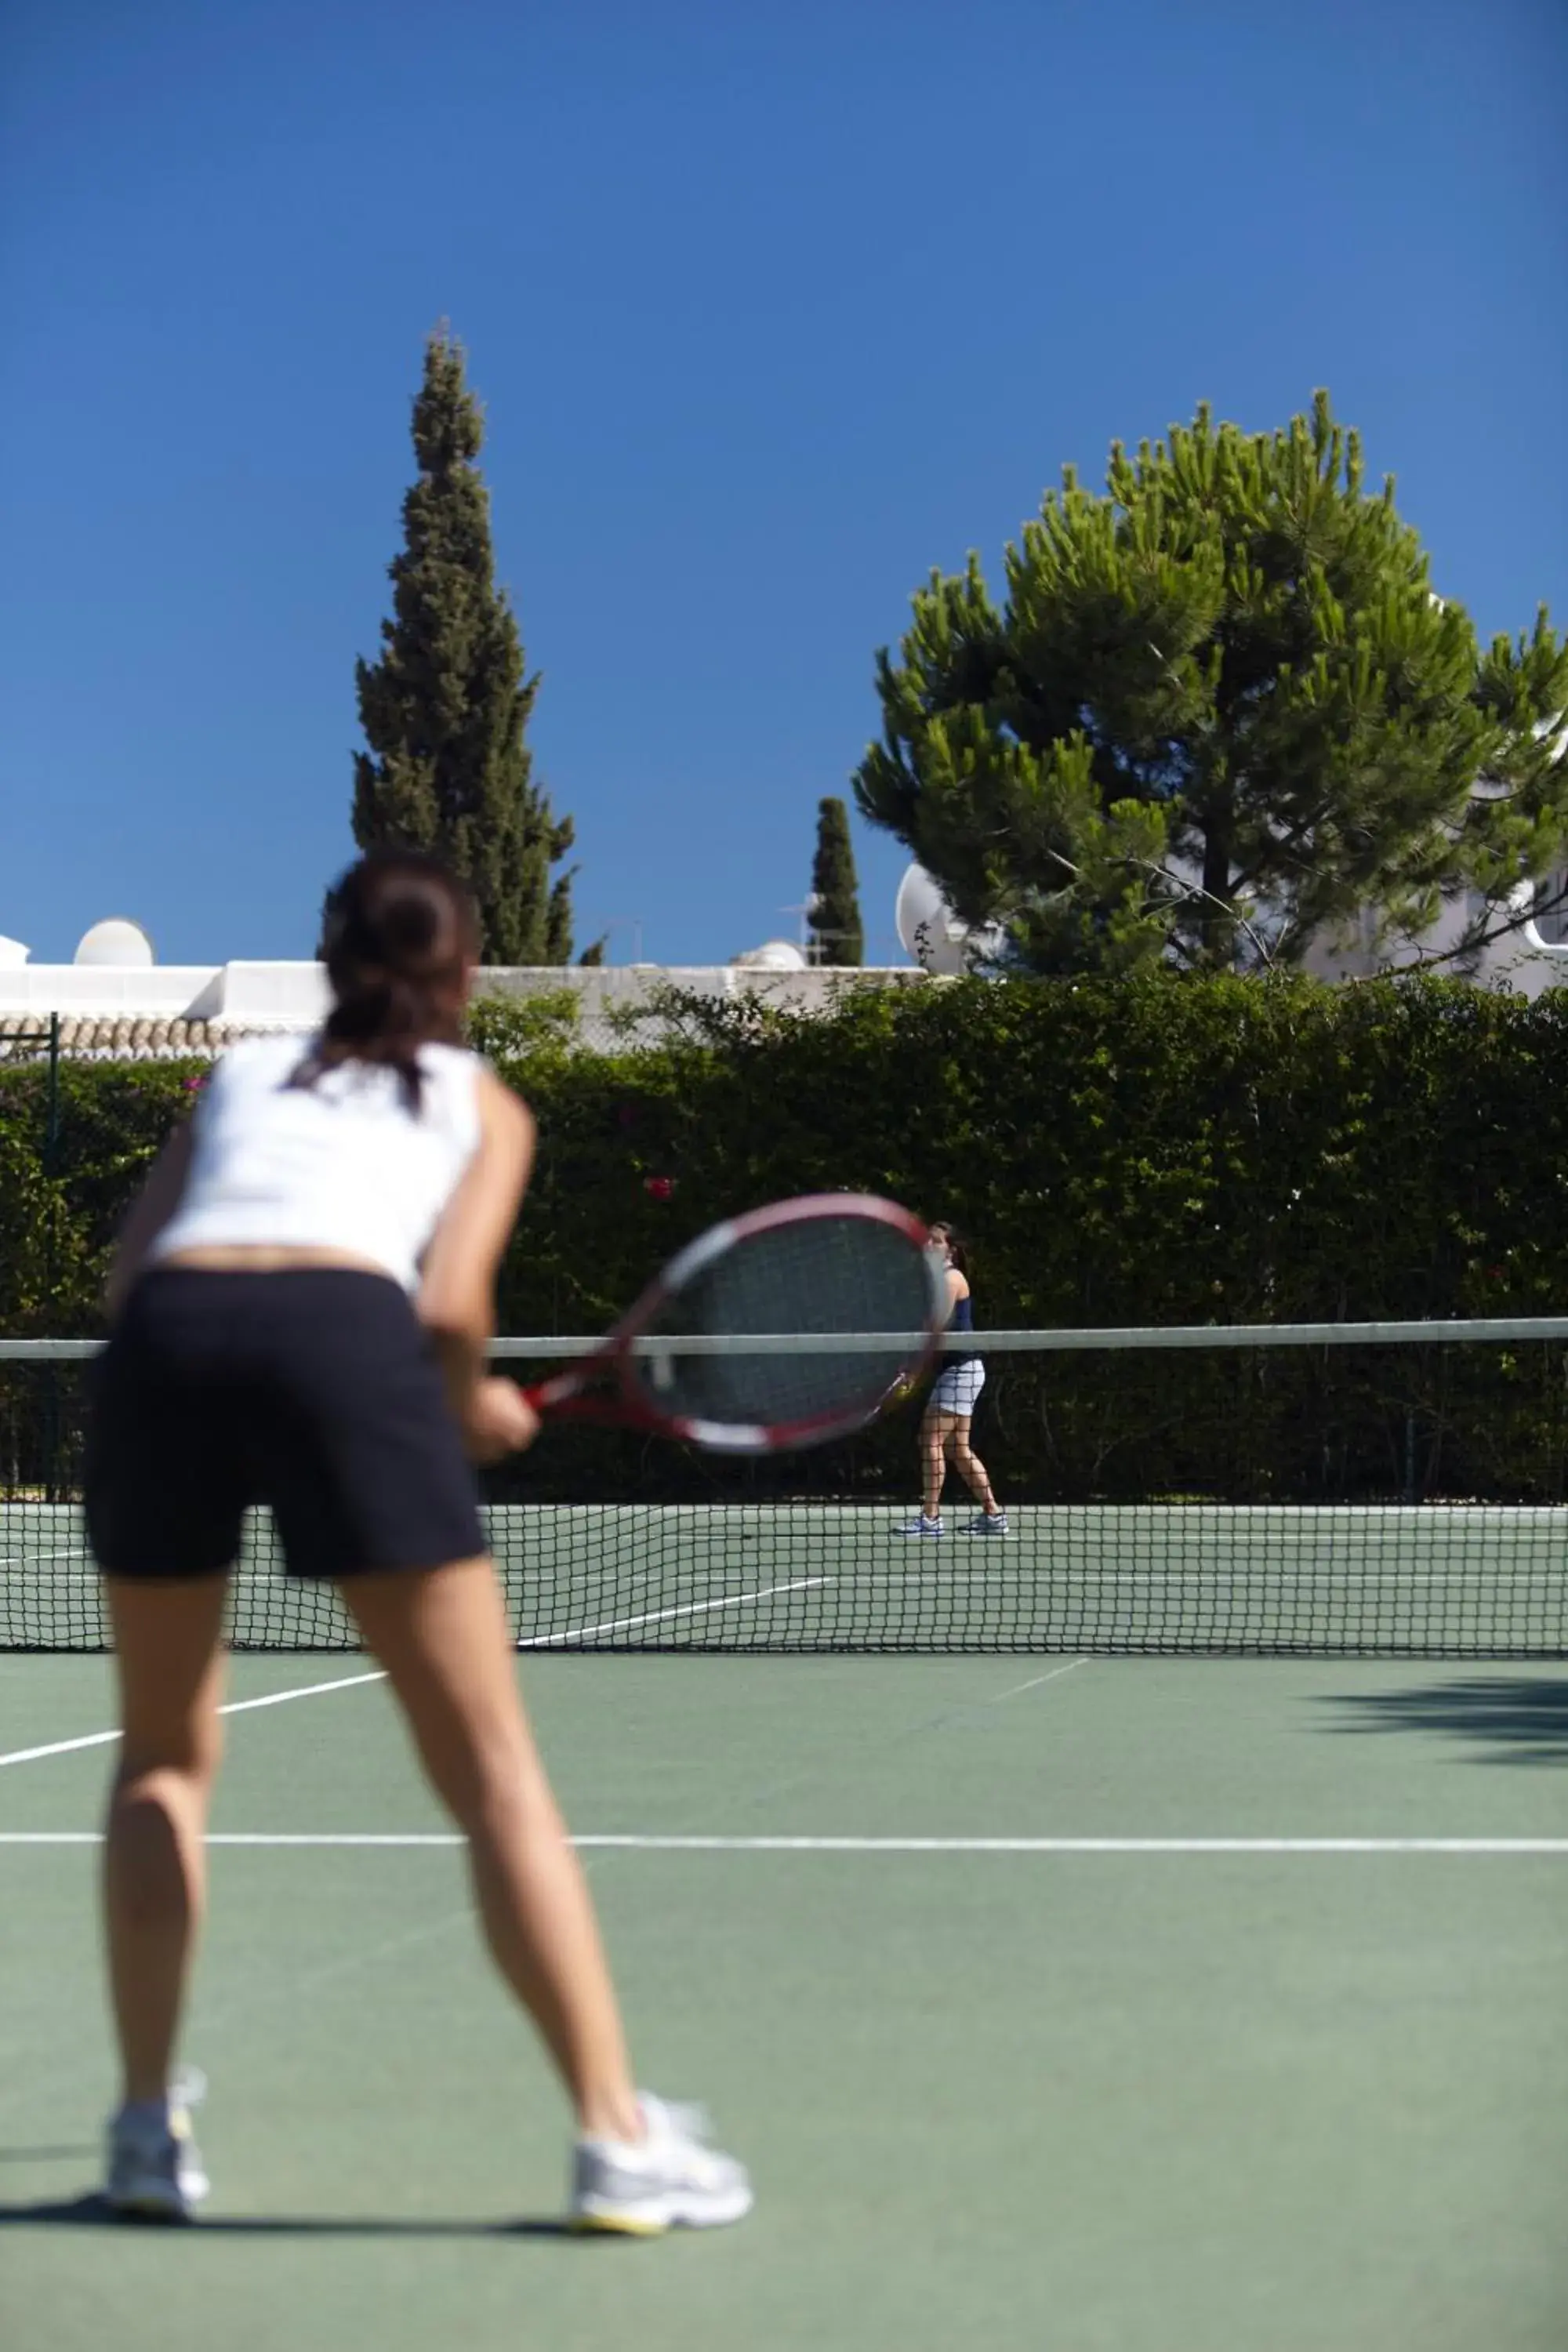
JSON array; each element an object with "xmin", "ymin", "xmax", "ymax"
[{"xmin": 946, "ymin": 1290, "xmax": 979, "ymax": 1367}]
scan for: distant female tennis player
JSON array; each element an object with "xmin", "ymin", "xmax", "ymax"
[
  {"xmin": 85, "ymin": 849, "xmax": 750, "ymax": 2232},
  {"xmin": 898, "ymin": 1222, "xmax": 1007, "ymax": 1538}
]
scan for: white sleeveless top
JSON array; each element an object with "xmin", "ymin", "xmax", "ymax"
[{"xmin": 147, "ymin": 1033, "xmax": 485, "ymax": 1293}]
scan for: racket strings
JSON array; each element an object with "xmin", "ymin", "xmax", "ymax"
[{"xmin": 634, "ymin": 1214, "xmax": 937, "ymax": 1436}]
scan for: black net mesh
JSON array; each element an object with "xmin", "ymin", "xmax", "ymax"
[{"xmin": 3, "ymin": 1330, "xmax": 1567, "ymax": 1654}]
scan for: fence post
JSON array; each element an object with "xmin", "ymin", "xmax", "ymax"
[{"xmin": 41, "ymin": 1014, "xmax": 62, "ymax": 1498}]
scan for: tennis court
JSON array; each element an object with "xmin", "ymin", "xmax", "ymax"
[
  {"xmin": 4, "ymin": 1324, "xmax": 1567, "ymax": 2347},
  {"xmin": 3, "ymin": 1643, "xmax": 1566, "ymax": 2352}
]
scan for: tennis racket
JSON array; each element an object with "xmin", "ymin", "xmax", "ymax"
[{"xmin": 515, "ymin": 1193, "xmax": 944, "ymax": 1454}]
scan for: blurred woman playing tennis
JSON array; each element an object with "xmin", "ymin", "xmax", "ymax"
[
  {"xmin": 898, "ymin": 1222, "xmax": 1007, "ymax": 1538},
  {"xmin": 85, "ymin": 849, "xmax": 750, "ymax": 2232}
]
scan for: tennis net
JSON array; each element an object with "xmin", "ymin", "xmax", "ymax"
[{"xmin": 3, "ymin": 1323, "xmax": 1568, "ymax": 1654}]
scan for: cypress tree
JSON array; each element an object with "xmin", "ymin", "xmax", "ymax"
[
  {"xmin": 353, "ymin": 327, "xmax": 575, "ymax": 962},
  {"xmin": 808, "ymin": 797, "xmax": 865, "ymax": 965}
]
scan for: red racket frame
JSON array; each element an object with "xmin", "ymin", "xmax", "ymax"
[{"xmin": 519, "ymin": 1192, "xmax": 940, "ymax": 1454}]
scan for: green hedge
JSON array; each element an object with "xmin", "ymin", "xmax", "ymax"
[
  {"xmin": 5, "ymin": 973, "xmax": 1568, "ymax": 1333},
  {"xmin": 487, "ymin": 972, "xmax": 1568, "ymax": 1334},
  {"xmin": 5, "ymin": 976, "xmax": 1568, "ymax": 1502}
]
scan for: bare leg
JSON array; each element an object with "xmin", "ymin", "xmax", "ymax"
[
  {"xmin": 920, "ymin": 1412, "xmax": 949, "ymax": 1518},
  {"xmin": 102, "ymin": 1577, "xmax": 229, "ymax": 2104},
  {"xmin": 345, "ymin": 1558, "xmax": 641, "ymax": 2143},
  {"xmin": 950, "ymin": 1421, "xmax": 1000, "ymax": 1516}
]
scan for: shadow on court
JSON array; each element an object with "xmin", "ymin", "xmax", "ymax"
[
  {"xmin": 1317, "ymin": 1675, "xmax": 1568, "ymax": 1764},
  {"xmin": 0, "ymin": 2194, "xmax": 589, "ymax": 2238}
]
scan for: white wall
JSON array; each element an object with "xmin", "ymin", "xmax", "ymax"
[
  {"xmin": 0, "ymin": 956, "xmax": 929, "ymax": 1042},
  {"xmin": 1300, "ymin": 892, "xmax": 1568, "ymax": 996}
]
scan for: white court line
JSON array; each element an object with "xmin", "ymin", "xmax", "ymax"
[
  {"xmin": 2, "ymin": 1833, "xmax": 1566, "ymax": 1854},
  {"xmin": 0, "ymin": 1670, "xmax": 388, "ymax": 1770},
  {"xmin": 0, "ymin": 1580, "xmax": 829, "ymax": 1768},
  {"xmin": 516, "ymin": 1577, "xmax": 829, "ymax": 1649},
  {"xmin": 991, "ymin": 1660, "xmax": 1087, "ymax": 1702}
]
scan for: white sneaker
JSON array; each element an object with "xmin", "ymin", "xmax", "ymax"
[
  {"xmin": 571, "ymin": 2092, "xmax": 753, "ymax": 2234},
  {"xmin": 963, "ymin": 1512, "xmax": 1010, "ymax": 1537},
  {"xmin": 105, "ymin": 2068, "xmax": 210, "ymax": 2221},
  {"xmin": 897, "ymin": 1513, "xmax": 945, "ymax": 1537}
]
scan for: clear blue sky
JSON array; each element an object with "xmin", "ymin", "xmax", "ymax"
[{"xmin": 2, "ymin": 0, "xmax": 1564, "ymax": 967}]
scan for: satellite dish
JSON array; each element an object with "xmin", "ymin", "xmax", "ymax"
[
  {"xmin": 730, "ymin": 939, "xmax": 809, "ymax": 971},
  {"xmin": 74, "ymin": 918, "xmax": 155, "ymax": 968},
  {"xmin": 0, "ymin": 935, "xmax": 30, "ymax": 968},
  {"xmin": 895, "ymin": 864, "xmax": 1003, "ymax": 975}
]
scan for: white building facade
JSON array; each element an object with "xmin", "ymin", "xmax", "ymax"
[
  {"xmin": 0, "ymin": 926, "xmax": 931, "ymax": 1061},
  {"xmin": 5, "ymin": 873, "xmax": 1568, "ymax": 1065}
]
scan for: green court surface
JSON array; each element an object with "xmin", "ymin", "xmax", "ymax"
[{"xmin": 2, "ymin": 1651, "xmax": 1566, "ymax": 2352}]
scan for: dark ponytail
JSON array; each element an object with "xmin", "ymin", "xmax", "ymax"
[
  {"xmin": 299, "ymin": 851, "xmax": 480, "ymax": 1109},
  {"xmin": 929, "ymin": 1220, "xmax": 969, "ymax": 1276}
]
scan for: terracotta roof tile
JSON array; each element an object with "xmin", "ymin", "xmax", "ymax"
[{"xmin": 0, "ymin": 1016, "xmax": 304, "ymax": 1062}]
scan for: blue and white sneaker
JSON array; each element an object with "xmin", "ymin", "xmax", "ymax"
[
  {"xmin": 105, "ymin": 2068, "xmax": 210, "ymax": 2221},
  {"xmin": 896, "ymin": 1513, "xmax": 945, "ymax": 1538},
  {"xmin": 963, "ymin": 1511, "xmax": 1010, "ymax": 1537},
  {"xmin": 571, "ymin": 2092, "xmax": 753, "ymax": 2234}
]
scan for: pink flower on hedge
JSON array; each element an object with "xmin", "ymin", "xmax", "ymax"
[{"xmin": 643, "ymin": 1175, "xmax": 676, "ymax": 1200}]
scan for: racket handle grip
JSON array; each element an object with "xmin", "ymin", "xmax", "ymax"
[
  {"xmin": 521, "ymin": 1380, "xmax": 630, "ymax": 1429},
  {"xmin": 521, "ymin": 1369, "xmax": 618, "ymax": 1418}
]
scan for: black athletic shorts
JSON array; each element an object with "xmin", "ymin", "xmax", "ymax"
[{"xmin": 85, "ymin": 1269, "xmax": 487, "ymax": 1581}]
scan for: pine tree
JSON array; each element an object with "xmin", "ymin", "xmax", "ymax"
[
  {"xmin": 808, "ymin": 797, "xmax": 865, "ymax": 966},
  {"xmin": 353, "ymin": 327, "xmax": 575, "ymax": 963},
  {"xmin": 855, "ymin": 392, "xmax": 1568, "ymax": 974}
]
